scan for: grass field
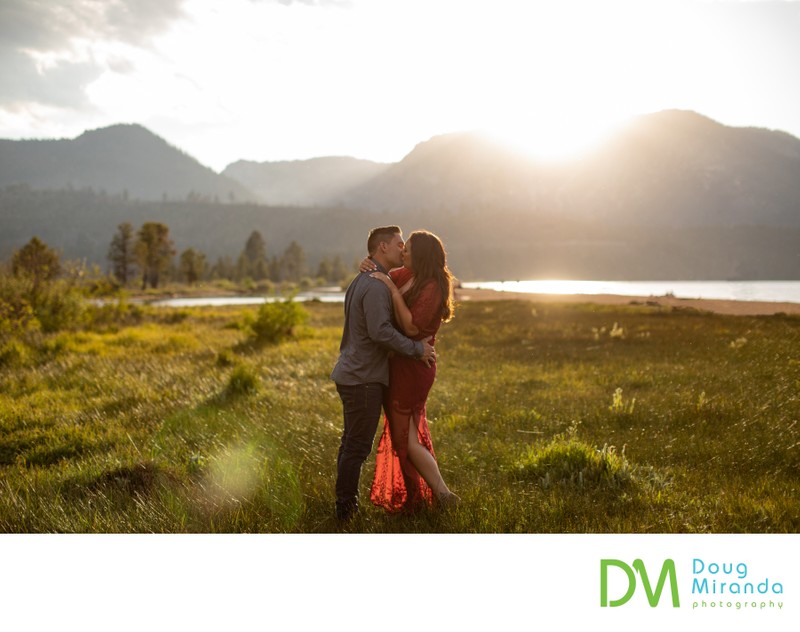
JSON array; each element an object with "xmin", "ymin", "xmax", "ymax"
[{"xmin": 1, "ymin": 298, "xmax": 799, "ymax": 533}]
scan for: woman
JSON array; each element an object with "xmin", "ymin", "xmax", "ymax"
[{"xmin": 362, "ymin": 230, "xmax": 459, "ymax": 513}]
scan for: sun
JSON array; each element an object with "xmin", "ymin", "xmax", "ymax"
[{"xmin": 483, "ymin": 115, "xmax": 625, "ymax": 163}]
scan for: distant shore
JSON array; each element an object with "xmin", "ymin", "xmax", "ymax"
[
  {"xmin": 126, "ymin": 284, "xmax": 800, "ymax": 316},
  {"xmin": 454, "ymin": 287, "xmax": 800, "ymax": 316}
]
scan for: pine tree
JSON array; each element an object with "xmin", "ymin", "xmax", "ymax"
[
  {"xmin": 107, "ymin": 222, "xmax": 136, "ymax": 285},
  {"xmin": 134, "ymin": 222, "xmax": 175, "ymax": 289},
  {"xmin": 236, "ymin": 230, "xmax": 269, "ymax": 281},
  {"xmin": 11, "ymin": 236, "xmax": 61, "ymax": 298},
  {"xmin": 210, "ymin": 256, "xmax": 235, "ymax": 280},
  {"xmin": 12, "ymin": 236, "xmax": 61, "ymax": 281},
  {"xmin": 278, "ymin": 241, "xmax": 306, "ymax": 282},
  {"xmin": 316, "ymin": 257, "xmax": 333, "ymax": 282},
  {"xmin": 330, "ymin": 255, "xmax": 350, "ymax": 285},
  {"xmin": 179, "ymin": 248, "xmax": 207, "ymax": 285}
]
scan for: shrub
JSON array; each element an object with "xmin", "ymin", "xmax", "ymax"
[
  {"xmin": 0, "ymin": 279, "xmax": 38, "ymax": 344},
  {"xmin": 0, "ymin": 339, "xmax": 32, "ymax": 367},
  {"xmin": 515, "ymin": 429, "xmax": 636, "ymax": 491},
  {"xmin": 609, "ymin": 387, "xmax": 636, "ymax": 414},
  {"xmin": 82, "ymin": 299, "xmax": 146, "ymax": 331},
  {"xmin": 299, "ymin": 276, "xmax": 315, "ymax": 291},
  {"xmin": 216, "ymin": 350, "xmax": 236, "ymax": 367},
  {"xmin": 0, "ymin": 265, "xmax": 85, "ymax": 335},
  {"xmin": 225, "ymin": 364, "xmax": 259, "ymax": 397},
  {"xmin": 82, "ymin": 273, "xmax": 121, "ymax": 297},
  {"xmin": 254, "ymin": 279, "xmax": 275, "ymax": 294},
  {"xmin": 158, "ymin": 309, "xmax": 190, "ymax": 325},
  {"xmin": 34, "ymin": 280, "xmax": 85, "ymax": 333},
  {"xmin": 249, "ymin": 299, "xmax": 308, "ymax": 345}
]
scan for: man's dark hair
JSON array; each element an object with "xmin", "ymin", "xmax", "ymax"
[{"xmin": 367, "ymin": 226, "xmax": 401, "ymax": 255}]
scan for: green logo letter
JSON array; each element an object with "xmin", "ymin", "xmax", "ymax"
[
  {"xmin": 633, "ymin": 559, "xmax": 680, "ymax": 608},
  {"xmin": 600, "ymin": 559, "xmax": 636, "ymax": 607}
]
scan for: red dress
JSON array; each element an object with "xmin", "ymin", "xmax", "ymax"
[{"xmin": 370, "ymin": 267, "xmax": 444, "ymax": 513}]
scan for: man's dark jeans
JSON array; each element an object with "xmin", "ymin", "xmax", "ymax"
[{"xmin": 335, "ymin": 382, "xmax": 385, "ymax": 520}]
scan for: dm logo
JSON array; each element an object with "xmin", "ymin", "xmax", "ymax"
[{"xmin": 601, "ymin": 559, "xmax": 681, "ymax": 608}]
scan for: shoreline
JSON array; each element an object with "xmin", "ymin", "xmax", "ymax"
[
  {"xmin": 127, "ymin": 285, "xmax": 800, "ymax": 316},
  {"xmin": 453, "ymin": 287, "xmax": 800, "ymax": 316}
]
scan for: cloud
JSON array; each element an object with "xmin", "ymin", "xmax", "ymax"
[
  {"xmin": 0, "ymin": 0, "xmax": 187, "ymax": 50},
  {"xmin": 266, "ymin": 0, "xmax": 354, "ymax": 8},
  {"xmin": 0, "ymin": 0, "xmax": 187, "ymax": 110},
  {"xmin": 0, "ymin": 50, "xmax": 103, "ymax": 111}
]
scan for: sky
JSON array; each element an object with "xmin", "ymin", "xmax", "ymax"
[{"xmin": 1, "ymin": 0, "xmax": 799, "ymax": 171}]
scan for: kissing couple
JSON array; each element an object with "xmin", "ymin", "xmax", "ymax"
[{"xmin": 331, "ymin": 225, "xmax": 460, "ymax": 521}]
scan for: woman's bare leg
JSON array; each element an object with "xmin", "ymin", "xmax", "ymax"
[{"xmin": 405, "ymin": 415, "xmax": 451, "ymax": 497}]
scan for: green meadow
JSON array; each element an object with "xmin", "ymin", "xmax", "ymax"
[{"xmin": 1, "ymin": 298, "xmax": 799, "ymax": 533}]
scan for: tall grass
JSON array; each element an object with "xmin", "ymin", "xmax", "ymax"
[{"xmin": 0, "ymin": 299, "xmax": 798, "ymax": 533}]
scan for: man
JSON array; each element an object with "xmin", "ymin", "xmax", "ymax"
[{"xmin": 331, "ymin": 226, "xmax": 435, "ymax": 521}]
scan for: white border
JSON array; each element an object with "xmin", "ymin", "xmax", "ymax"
[{"xmin": 1, "ymin": 534, "xmax": 795, "ymax": 631}]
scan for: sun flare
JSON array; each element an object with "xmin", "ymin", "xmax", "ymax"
[{"xmin": 484, "ymin": 116, "xmax": 625, "ymax": 163}]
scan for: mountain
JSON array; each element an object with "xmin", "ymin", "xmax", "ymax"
[
  {"xmin": 4, "ymin": 112, "xmax": 798, "ymax": 225},
  {"xmin": 222, "ymin": 156, "xmax": 388, "ymax": 206},
  {"xmin": 2, "ymin": 111, "xmax": 800, "ymax": 281},
  {"xmin": 341, "ymin": 111, "xmax": 800, "ymax": 229},
  {"xmin": 0, "ymin": 124, "xmax": 255, "ymax": 202},
  {"xmin": 565, "ymin": 110, "xmax": 800, "ymax": 228},
  {"xmin": 338, "ymin": 132, "xmax": 540, "ymax": 213}
]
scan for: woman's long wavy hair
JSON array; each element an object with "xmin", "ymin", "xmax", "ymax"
[{"xmin": 404, "ymin": 230, "xmax": 454, "ymax": 323}]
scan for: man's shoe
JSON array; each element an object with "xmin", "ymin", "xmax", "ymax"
[{"xmin": 335, "ymin": 501, "xmax": 358, "ymax": 522}]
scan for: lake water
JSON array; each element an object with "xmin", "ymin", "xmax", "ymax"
[
  {"xmin": 149, "ymin": 280, "xmax": 800, "ymax": 308},
  {"xmin": 148, "ymin": 288, "xmax": 345, "ymax": 308},
  {"xmin": 461, "ymin": 280, "xmax": 800, "ymax": 304}
]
